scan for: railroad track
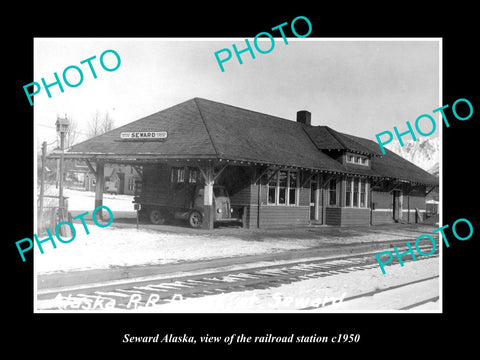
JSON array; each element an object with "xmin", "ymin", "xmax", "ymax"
[
  {"xmin": 308, "ymin": 274, "xmax": 440, "ymax": 311},
  {"xmin": 37, "ymin": 245, "xmax": 439, "ymax": 311}
]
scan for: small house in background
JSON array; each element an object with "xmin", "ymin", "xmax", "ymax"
[{"xmin": 85, "ymin": 164, "xmax": 140, "ymax": 195}]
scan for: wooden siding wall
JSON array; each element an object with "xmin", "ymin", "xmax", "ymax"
[
  {"xmin": 325, "ymin": 207, "xmax": 341, "ymax": 225},
  {"xmin": 299, "ymin": 179, "xmax": 310, "ymax": 206},
  {"xmin": 371, "ymin": 189, "xmax": 392, "ymax": 210},
  {"xmin": 228, "ymin": 185, "xmax": 251, "ymax": 205},
  {"xmin": 247, "ymin": 205, "xmax": 310, "ymax": 228},
  {"xmin": 407, "ymin": 191, "xmax": 426, "ymax": 210},
  {"xmin": 325, "ymin": 207, "xmax": 371, "ymax": 226},
  {"xmin": 371, "ymin": 184, "xmax": 426, "ymax": 209},
  {"xmin": 371, "ymin": 210, "xmax": 394, "ymax": 225},
  {"xmin": 341, "ymin": 207, "xmax": 371, "ymax": 226},
  {"xmin": 371, "ymin": 184, "xmax": 427, "ymax": 225},
  {"xmin": 244, "ymin": 169, "xmax": 312, "ymax": 228}
]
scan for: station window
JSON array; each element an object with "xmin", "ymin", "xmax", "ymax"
[
  {"xmin": 345, "ymin": 177, "xmax": 368, "ymax": 208},
  {"xmin": 346, "ymin": 154, "xmax": 369, "ymax": 166},
  {"xmin": 288, "ymin": 171, "xmax": 298, "ymax": 205},
  {"xmin": 329, "ymin": 178, "xmax": 337, "ymax": 206},
  {"xmin": 265, "ymin": 169, "xmax": 298, "ymax": 205},
  {"xmin": 267, "ymin": 171, "xmax": 277, "ymax": 205},
  {"xmin": 360, "ymin": 179, "xmax": 366, "ymax": 207},
  {"xmin": 278, "ymin": 171, "xmax": 288, "ymax": 204},
  {"xmin": 188, "ymin": 167, "xmax": 200, "ymax": 183},
  {"xmin": 128, "ymin": 177, "xmax": 135, "ymax": 191},
  {"xmin": 353, "ymin": 178, "xmax": 359, "ymax": 207},
  {"xmin": 171, "ymin": 167, "xmax": 185, "ymax": 183},
  {"xmin": 345, "ymin": 177, "xmax": 352, "ymax": 206}
]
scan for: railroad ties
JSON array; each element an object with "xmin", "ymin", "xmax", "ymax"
[{"xmin": 38, "ymin": 246, "xmax": 438, "ymax": 311}]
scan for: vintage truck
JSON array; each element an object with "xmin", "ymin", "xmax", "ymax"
[{"xmin": 133, "ymin": 165, "xmax": 241, "ymax": 228}]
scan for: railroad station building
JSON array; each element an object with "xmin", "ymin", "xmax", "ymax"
[{"xmin": 58, "ymin": 98, "xmax": 438, "ymax": 229}]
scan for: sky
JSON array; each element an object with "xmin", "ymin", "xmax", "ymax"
[{"xmin": 33, "ymin": 38, "xmax": 440, "ymax": 153}]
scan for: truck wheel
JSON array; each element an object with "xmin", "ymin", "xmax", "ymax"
[
  {"xmin": 149, "ymin": 208, "xmax": 166, "ymax": 225},
  {"xmin": 188, "ymin": 210, "xmax": 203, "ymax": 228}
]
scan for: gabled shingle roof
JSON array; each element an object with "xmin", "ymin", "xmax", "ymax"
[
  {"xmin": 193, "ymin": 98, "xmax": 346, "ymax": 171},
  {"xmin": 66, "ymin": 97, "xmax": 438, "ymax": 186},
  {"xmin": 69, "ymin": 99, "xmax": 217, "ymax": 157},
  {"xmin": 68, "ymin": 98, "xmax": 346, "ymax": 173},
  {"xmin": 303, "ymin": 125, "xmax": 382, "ymax": 156}
]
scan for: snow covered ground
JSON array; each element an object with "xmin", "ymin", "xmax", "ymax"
[
  {"xmin": 34, "ymin": 226, "xmax": 321, "ymax": 274},
  {"xmin": 42, "ymin": 187, "xmax": 136, "ymax": 212},
  {"xmin": 36, "ymin": 189, "xmax": 441, "ymax": 313},
  {"xmin": 35, "ymin": 188, "xmax": 440, "ymax": 274},
  {"xmin": 36, "ymin": 255, "xmax": 440, "ymax": 312},
  {"xmin": 146, "ymin": 257, "xmax": 440, "ymax": 312},
  {"xmin": 83, "ymin": 257, "xmax": 439, "ymax": 313}
]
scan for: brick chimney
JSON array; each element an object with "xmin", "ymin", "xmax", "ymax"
[{"xmin": 296, "ymin": 110, "xmax": 311, "ymax": 126}]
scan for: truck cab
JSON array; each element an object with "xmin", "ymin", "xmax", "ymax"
[
  {"xmin": 136, "ymin": 183, "xmax": 239, "ymax": 228},
  {"xmin": 183, "ymin": 185, "xmax": 236, "ymax": 228},
  {"xmin": 193, "ymin": 185, "xmax": 234, "ymax": 222}
]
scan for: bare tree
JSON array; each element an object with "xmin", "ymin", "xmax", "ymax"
[
  {"xmin": 101, "ymin": 111, "xmax": 115, "ymax": 134},
  {"xmin": 87, "ymin": 110, "xmax": 102, "ymax": 138},
  {"xmin": 87, "ymin": 110, "xmax": 115, "ymax": 138},
  {"xmin": 65, "ymin": 116, "xmax": 79, "ymax": 148}
]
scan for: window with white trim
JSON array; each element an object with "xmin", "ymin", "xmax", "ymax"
[
  {"xmin": 328, "ymin": 178, "xmax": 337, "ymax": 206},
  {"xmin": 345, "ymin": 177, "xmax": 368, "ymax": 208},
  {"xmin": 278, "ymin": 170, "xmax": 287, "ymax": 204},
  {"xmin": 266, "ymin": 169, "xmax": 299, "ymax": 205},
  {"xmin": 288, "ymin": 171, "xmax": 298, "ymax": 205},
  {"xmin": 171, "ymin": 167, "xmax": 185, "ymax": 183},
  {"xmin": 188, "ymin": 167, "xmax": 200, "ymax": 183},
  {"xmin": 353, "ymin": 178, "xmax": 359, "ymax": 207},
  {"xmin": 346, "ymin": 154, "xmax": 369, "ymax": 166},
  {"xmin": 360, "ymin": 179, "xmax": 366, "ymax": 207},
  {"xmin": 345, "ymin": 177, "xmax": 352, "ymax": 206},
  {"xmin": 267, "ymin": 171, "xmax": 277, "ymax": 205},
  {"xmin": 128, "ymin": 177, "xmax": 135, "ymax": 191}
]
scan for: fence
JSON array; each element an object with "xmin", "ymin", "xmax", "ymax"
[{"xmin": 37, "ymin": 194, "xmax": 71, "ymax": 235}]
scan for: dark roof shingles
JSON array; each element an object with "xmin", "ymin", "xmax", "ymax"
[
  {"xmin": 69, "ymin": 99, "xmax": 217, "ymax": 156},
  {"xmin": 304, "ymin": 126, "xmax": 382, "ymax": 156},
  {"xmin": 194, "ymin": 98, "xmax": 346, "ymax": 171},
  {"xmin": 67, "ymin": 97, "xmax": 438, "ymax": 185}
]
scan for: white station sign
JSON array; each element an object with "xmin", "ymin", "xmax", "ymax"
[{"xmin": 120, "ymin": 131, "xmax": 168, "ymax": 140}]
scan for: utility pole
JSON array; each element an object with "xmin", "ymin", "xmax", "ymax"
[
  {"xmin": 56, "ymin": 117, "xmax": 69, "ymax": 228},
  {"xmin": 38, "ymin": 141, "xmax": 47, "ymax": 233},
  {"xmin": 59, "ymin": 129, "xmax": 65, "ymax": 221},
  {"xmin": 39, "ymin": 141, "xmax": 47, "ymax": 211}
]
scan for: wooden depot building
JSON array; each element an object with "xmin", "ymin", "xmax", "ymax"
[{"xmin": 59, "ymin": 98, "xmax": 438, "ymax": 229}]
